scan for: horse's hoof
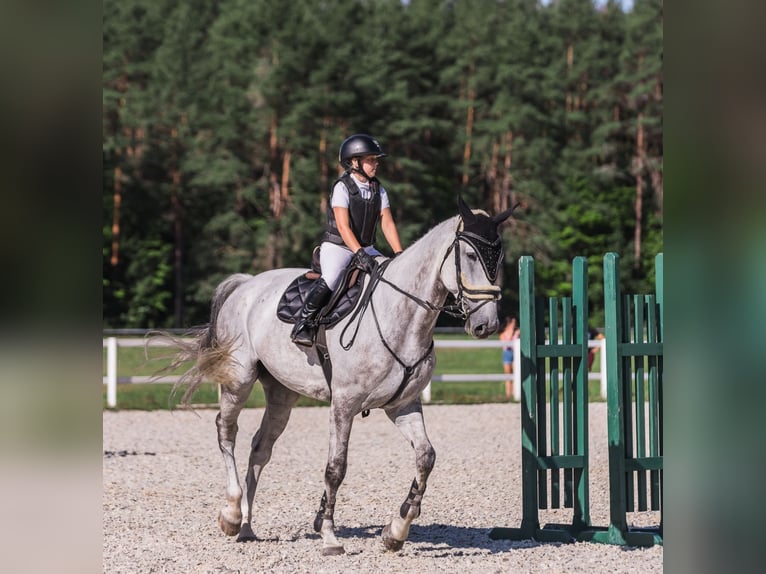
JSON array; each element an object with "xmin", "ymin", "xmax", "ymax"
[
  {"xmin": 218, "ymin": 511, "xmax": 241, "ymax": 537},
  {"xmin": 236, "ymin": 523, "xmax": 256, "ymax": 542},
  {"xmin": 321, "ymin": 545, "xmax": 346, "ymax": 556},
  {"xmin": 382, "ymin": 523, "xmax": 405, "ymax": 552}
]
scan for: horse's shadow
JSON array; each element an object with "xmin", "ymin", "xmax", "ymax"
[{"xmin": 305, "ymin": 523, "xmax": 544, "ymax": 555}]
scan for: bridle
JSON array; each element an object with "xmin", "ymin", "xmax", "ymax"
[
  {"xmin": 439, "ymin": 230, "xmax": 503, "ymax": 320},
  {"xmin": 374, "ymin": 229, "xmax": 502, "ymax": 322}
]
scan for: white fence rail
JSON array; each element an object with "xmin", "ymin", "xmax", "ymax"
[
  {"xmin": 103, "ymin": 337, "xmax": 607, "ymax": 408},
  {"xmin": 426, "ymin": 338, "xmax": 606, "ymax": 403}
]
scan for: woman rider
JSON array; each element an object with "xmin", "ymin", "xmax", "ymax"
[{"xmin": 291, "ymin": 134, "xmax": 404, "ymax": 346}]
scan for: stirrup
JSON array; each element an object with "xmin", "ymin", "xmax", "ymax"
[{"xmin": 291, "ymin": 323, "xmax": 316, "ymax": 347}]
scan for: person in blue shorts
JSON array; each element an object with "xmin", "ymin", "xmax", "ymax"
[{"xmin": 499, "ymin": 316, "xmax": 520, "ymax": 398}]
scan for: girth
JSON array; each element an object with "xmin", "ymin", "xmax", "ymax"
[{"xmin": 277, "ymin": 263, "xmax": 370, "ymax": 414}]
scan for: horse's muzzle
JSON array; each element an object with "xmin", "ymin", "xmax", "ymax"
[{"xmin": 468, "ymin": 322, "xmax": 496, "ymax": 339}]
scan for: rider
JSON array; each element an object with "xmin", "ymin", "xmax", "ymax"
[{"xmin": 291, "ymin": 134, "xmax": 404, "ymax": 346}]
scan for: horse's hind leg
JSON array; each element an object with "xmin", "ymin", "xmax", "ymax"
[
  {"xmin": 216, "ymin": 374, "xmax": 256, "ymax": 538},
  {"xmin": 237, "ymin": 371, "xmax": 300, "ymax": 542},
  {"xmin": 381, "ymin": 399, "xmax": 436, "ymax": 551}
]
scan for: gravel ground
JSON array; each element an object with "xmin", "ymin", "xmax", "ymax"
[{"xmin": 103, "ymin": 403, "xmax": 663, "ymax": 573}]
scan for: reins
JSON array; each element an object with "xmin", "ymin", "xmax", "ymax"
[
  {"xmin": 338, "ymin": 259, "xmax": 434, "ymax": 411},
  {"xmin": 337, "ymin": 232, "xmax": 502, "ymax": 407},
  {"xmin": 339, "ymin": 236, "xmax": 492, "ymax": 351},
  {"xmin": 338, "ymin": 259, "xmax": 435, "ymax": 410}
]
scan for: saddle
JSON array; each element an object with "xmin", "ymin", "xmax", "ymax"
[{"xmin": 276, "ymin": 247, "xmax": 363, "ymax": 328}]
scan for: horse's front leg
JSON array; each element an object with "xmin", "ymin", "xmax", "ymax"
[
  {"xmin": 313, "ymin": 400, "xmax": 354, "ymax": 556},
  {"xmin": 381, "ymin": 399, "xmax": 436, "ymax": 551}
]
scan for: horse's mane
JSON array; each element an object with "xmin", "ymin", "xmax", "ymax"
[
  {"xmin": 405, "ymin": 215, "xmax": 460, "ymax": 253},
  {"xmin": 404, "ymin": 208, "xmax": 491, "ymax": 254}
]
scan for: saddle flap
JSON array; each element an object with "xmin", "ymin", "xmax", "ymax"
[{"xmin": 277, "ymin": 268, "xmax": 363, "ymax": 328}]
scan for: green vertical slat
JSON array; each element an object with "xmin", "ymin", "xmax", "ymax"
[
  {"xmin": 646, "ymin": 294, "xmax": 661, "ymax": 510},
  {"xmin": 634, "ymin": 295, "xmax": 647, "ymax": 511},
  {"xmin": 572, "ymin": 256, "xmax": 590, "ymax": 529},
  {"xmin": 655, "ymin": 256, "xmax": 663, "ymax": 441},
  {"xmin": 518, "ymin": 256, "xmax": 540, "ymax": 536},
  {"xmin": 549, "ymin": 298, "xmax": 561, "ymax": 509},
  {"xmin": 536, "ymin": 294, "xmax": 548, "ymax": 509},
  {"xmin": 655, "ymin": 254, "xmax": 664, "ymax": 519},
  {"xmin": 561, "ymin": 297, "xmax": 572, "ymax": 509},
  {"xmin": 604, "ymin": 253, "xmax": 629, "ymax": 538},
  {"xmin": 655, "ymin": 253, "xmax": 663, "ymax": 341},
  {"xmin": 622, "ymin": 293, "xmax": 635, "ymax": 512}
]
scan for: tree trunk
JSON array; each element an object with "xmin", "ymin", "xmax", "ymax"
[
  {"xmin": 651, "ymin": 166, "xmax": 663, "ymax": 219},
  {"xmin": 653, "ymin": 74, "xmax": 663, "ymax": 218},
  {"xmin": 280, "ymin": 150, "xmax": 291, "ymax": 214},
  {"xmin": 633, "ymin": 113, "xmax": 645, "ymax": 271},
  {"xmin": 269, "ymin": 113, "xmax": 278, "ymax": 163},
  {"xmin": 270, "ymin": 173, "xmax": 281, "ymax": 218},
  {"xmin": 501, "ymin": 130, "xmax": 513, "ymax": 212},
  {"xmin": 565, "ymin": 43, "xmax": 574, "ymax": 113},
  {"xmin": 489, "ymin": 139, "xmax": 499, "ymax": 211},
  {"xmin": 110, "ymin": 162, "xmax": 122, "ymax": 266},
  {"xmin": 268, "ymin": 114, "xmax": 283, "ymax": 218},
  {"xmin": 171, "ymin": 167, "xmax": 183, "ymax": 327},
  {"xmin": 462, "ymin": 85, "xmax": 475, "ymax": 187},
  {"xmin": 319, "ymin": 123, "xmax": 329, "ymax": 214},
  {"xmin": 235, "ymin": 178, "xmax": 244, "ymax": 214}
]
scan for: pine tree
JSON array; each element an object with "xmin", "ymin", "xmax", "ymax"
[
  {"xmin": 618, "ymin": 0, "xmax": 663, "ymax": 274},
  {"xmin": 102, "ymin": 0, "xmax": 663, "ymax": 329},
  {"xmin": 103, "ymin": 0, "xmax": 172, "ymax": 327}
]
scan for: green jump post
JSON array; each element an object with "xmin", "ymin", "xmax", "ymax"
[
  {"xmin": 490, "ymin": 256, "xmax": 591, "ymax": 542},
  {"xmin": 578, "ymin": 252, "xmax": 663, "ymax": 547}
]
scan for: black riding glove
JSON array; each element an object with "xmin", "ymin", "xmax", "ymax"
[{"xmin": 354, "ymin": 248, "xmax": 377, "ymax": 274}]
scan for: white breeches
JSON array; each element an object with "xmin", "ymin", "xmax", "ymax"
[{"xmin": 319, "ymin": 242, "xmax": 381, "ymax": 291}]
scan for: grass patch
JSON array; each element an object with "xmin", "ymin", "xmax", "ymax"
[{"xmin": 106, "ymin": 383, "xmax": 328, "ymax": 411}]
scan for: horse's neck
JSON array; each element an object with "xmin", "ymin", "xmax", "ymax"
[
  {"xmin": 362, "ymin": 217, "xmax": 456, "ymax": 358},
  {"xmin": 384, "ymin": 216, "xmax": 457, "ymax": 321}
]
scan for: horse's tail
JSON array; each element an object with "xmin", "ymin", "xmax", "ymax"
[
  {"xmin": 204, "ymin": 273, "xmax": 252, "ymax": 349},
  {"xmin": 157, "ymin": 273, "xmax": 251, "ymax": 406}
]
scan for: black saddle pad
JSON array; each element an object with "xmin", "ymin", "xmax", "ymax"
[{"xmin": 277, "ymin": 273, "xmax": 363, "ymax": 328}]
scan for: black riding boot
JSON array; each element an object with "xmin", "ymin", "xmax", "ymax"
[{"xmin": 291, "ymin": 278, "xmax": 333, "ymax": 347}]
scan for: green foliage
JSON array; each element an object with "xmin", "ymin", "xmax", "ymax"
[
  {"xmin": 121, "ymin": 239, "xmax": 174, "ymax": 327},
  {"xmin": 103, "ymin": 0, "xmax": 663, "ymax": 328}
]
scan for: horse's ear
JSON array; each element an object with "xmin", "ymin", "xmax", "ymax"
[
  {"xmin": 457, "ymin": 195, "xmax": 477, "ymax": 224},
  {"xmin": 492, "ymin": 202, "xmax": 521, "ymax": 225}
]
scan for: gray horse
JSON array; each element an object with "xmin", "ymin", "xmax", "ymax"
[{"xmin": 169, "ymin": 197, "xmax": 516, "ymax": 555}]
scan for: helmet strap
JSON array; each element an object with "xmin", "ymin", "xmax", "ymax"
[{"xmin": 350, "ymin": 158, "xmax": 370, "ymax": 182}]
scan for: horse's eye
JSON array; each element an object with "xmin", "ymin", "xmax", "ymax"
[{"xmin": 466, "ymin": 252, "xmax": 478, "ymax": 262}]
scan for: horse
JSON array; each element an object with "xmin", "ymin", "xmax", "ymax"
[{"xmin": 168, "ymin": 196, "xmax": 517, "ymax": 555}]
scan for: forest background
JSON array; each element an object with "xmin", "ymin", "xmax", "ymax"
[{"xmin": 102, "ymin": 0, "xmax": 662, "ymax": 330}]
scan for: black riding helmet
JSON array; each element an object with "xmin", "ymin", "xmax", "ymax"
[{"xmin": 338, "ymin": 134, "xmax": 387, "ymax": 173}]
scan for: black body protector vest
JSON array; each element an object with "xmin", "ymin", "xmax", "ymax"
[{"xmin": 323, "ymin": 173, "xmax": 382, "ymax": 248}]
